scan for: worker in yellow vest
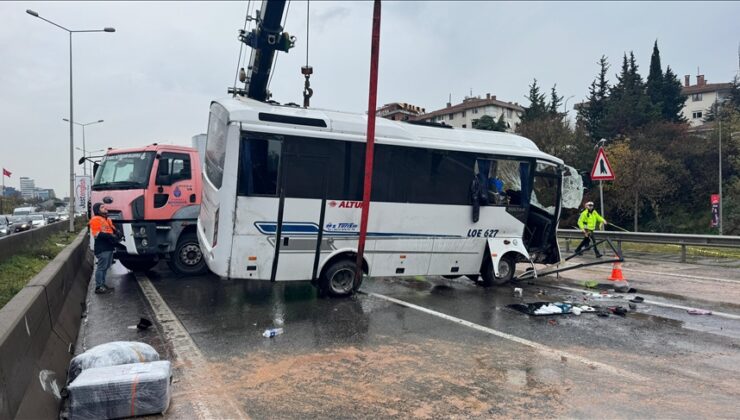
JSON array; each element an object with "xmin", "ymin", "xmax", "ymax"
[{"xmin": 574, "ymin": 201, "xmax": 607, "ymax": 258}]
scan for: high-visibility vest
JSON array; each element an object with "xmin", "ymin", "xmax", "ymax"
[
  {"xmin": 89, "ymin": 215, "xmax": 115, "ymax": 238},
  {"xmin": 577, "ymin": 209, "xmax": 605, "ymax": 230}
]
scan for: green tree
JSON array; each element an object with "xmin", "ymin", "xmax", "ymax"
[
  {"xmin": 548, "ymin": 84, "xmax": 564, "ymax": 118},
  {"xmin": 521, "ymin": 79, "xmax": 548, "ymax": 123},
  {"xmin": 472, "ymin": 114, "xmax": 508, "ymax": 132},
  {"xmin": 579, "ymin": 56, "xmax": 610, "ymax": 143},
  {"xmin": 646, "ymin": 41, "xmax": 664, "ymax": 108},
  {"xmin": 661, "ymin": 66, "xmax": 687, "ymax": 122},
  {"xmin": 603, "ymin": 52, "xmax": 659, "ymax": 137}
]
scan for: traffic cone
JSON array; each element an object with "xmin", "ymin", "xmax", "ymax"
[
  {"xmin": 608, "ymin": 259, "xmax": 630, "ymax": 292},
  {"xmin": 608, "ymin": 261, "xmax": 625, "ymax": 281}
]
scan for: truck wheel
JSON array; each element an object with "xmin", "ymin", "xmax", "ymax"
[
  {"xmin": 118, "ymin": 257, "xmax": 158, "ymax": 273},
  {"xmin": 319, "ymin": 259, "xmax": 361, "ymax": 297},
  {"xmin": 480, "ymin": 254, "xmax": 515, "ymax": 287},
  {"xmin": 168, "ymin": 232, "xmax": 207, "ymax": 276}
]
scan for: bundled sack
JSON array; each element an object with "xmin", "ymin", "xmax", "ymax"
[
  {"xmin": 68, "ymin": 360, "xmax": 172, "ymax": 420},
  {"xmin": 68, "ymin": 341, "xmax": 160, "ymax": 384}
]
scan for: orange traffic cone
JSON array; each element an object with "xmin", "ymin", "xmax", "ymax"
[{"xmin": 608, "ymin": 261, "xmax": 625, "ymax": 281}]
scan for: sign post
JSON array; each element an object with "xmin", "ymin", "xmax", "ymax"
[
  {"xmin": 74, "ymin": 175, "xmax": 91, "ymax": 216},
  {"xmin": 590, "ymin": 147, "xmax": 615, "ymax": 217},
  {"xmin": 711, "ymin": 194, "xmax": 720, "ymax": 228}
]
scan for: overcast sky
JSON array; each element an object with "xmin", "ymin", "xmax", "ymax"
[{"xmin": 1, "ymin": 1, "xmax": 738, "ymax": 197}]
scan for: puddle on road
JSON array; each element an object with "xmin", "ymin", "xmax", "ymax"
[{"xmin": 628, "ymin": 312, "xmax": 684, "ymax": 328}]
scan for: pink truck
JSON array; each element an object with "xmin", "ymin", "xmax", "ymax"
[{"xmin": 90, "ymin": 144, "xmax": 207, "ymax": 275}]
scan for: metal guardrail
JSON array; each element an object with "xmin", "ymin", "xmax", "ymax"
[{"xmin": 558, "ymin": 229, "xmax": 740, "ymax": 262}]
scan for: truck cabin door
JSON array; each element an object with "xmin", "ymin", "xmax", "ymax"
[{"xmin": 148, "ymin": 152, "xmax": 198, "ymax": 219}]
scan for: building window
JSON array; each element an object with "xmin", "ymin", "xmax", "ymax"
[
  {"xmin": 462, "ymin": 124, "xmax": 467, "ymax": 128},
  {"xmin": 448, "ymin": 113, "xmax": 454, "ymax": 120},
  {"xmin": 692, "ymin": 93, "xmax": 702, "ymax": 102},
  {"xmin": 692, "ymin": 111, "xmax": 702, "ymax": 119},
  {"xmin": 472, "ymin": 108, "xmax": 478, "ymax": 114},
  {"xmin": 462, "ymin": 111, "xmax": 466, "ymax": 118},
  {"xmin": 507, "ymin": 109, "xmax": 513, "ymax": 118}
]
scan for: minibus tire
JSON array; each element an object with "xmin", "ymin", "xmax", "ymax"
[
  {"xmin": 480, "ymin": 255, "xmax": 514, "ymax": 287},
  {"xmin": 168, "ymin": 232, "xmax": 208, "ymax": 276},
  {"xmin": 321, "ymin": 260, "xmax": 360, "ymax": 297},
  {"xmin": 118, "ymin": 257, "xmax": 158, "ymax": 273}
]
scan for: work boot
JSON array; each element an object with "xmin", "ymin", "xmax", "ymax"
[
  {"xmin": 595, "ymin": 252, "xmax": 603, "ymax": 258},
  {"xmin": 94, "ymin": 285, "xmax": 113, "ymax": 294}
]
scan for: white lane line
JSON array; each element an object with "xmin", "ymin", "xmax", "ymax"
[
  {"xmin": 549, "ymin": 284, "xmax": 740, "ymax": 321},
  {"xmin": 564, "ymin": 263, "xmax": 740, "ymax": 284},
  {"xmin": 137, "ymin": 274, "xmax": 248, "ymax": 419},
  {"xmin": 365, "ymin": 292, "xmax": 645, "ymax": 381}
]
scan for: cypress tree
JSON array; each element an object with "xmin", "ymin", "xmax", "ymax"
[
  {"xmin": 580, "ymin": 56, "xmax": 610, "ymax": 142},
  {"xmin": 548, "ymin": 84, "xmax": 564, "ymax": 118},
  {"xmin": 646, "ymin": 41, "xmax": 664, "ymax": 108},
  {"xmin": 661, "ymin": 66, "xmax": 687, "ymax": 122}
]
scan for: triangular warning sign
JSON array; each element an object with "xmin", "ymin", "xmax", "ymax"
[{"xmin": 590, "ymin": 147, "xmax": 615, "ymax": 181}]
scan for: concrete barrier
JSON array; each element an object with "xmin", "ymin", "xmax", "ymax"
[
  {"xmin": 0, "ymin": 222, "xmax": 70, "ymax": 265},
  {"xmin": 0, "ymin": 230, "xmax": 92, "ymax": 419}
]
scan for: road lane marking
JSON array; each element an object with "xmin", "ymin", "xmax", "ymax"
[
  {"xmin": 137, "ymin": 274, "xmax": 248, "ymax": 419},
  {"xmin": 365, "ymin": 291, "xmax": 645, "ymax": 381},
  {"xmin": 563, "ymin": 263, "xmax": 740, "ymax": 284},
  {"xmin": 548, "ymin": 284, "xmax": 740, "ymax": 320}
]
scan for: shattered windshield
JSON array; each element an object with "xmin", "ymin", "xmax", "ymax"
[
  {"xmin": 561, "ymin": 164, "xmax": 584, "ymax": 209},
  {"xmin": 93, "ymin": 152, "xmax": 155, "ymax": 190}
]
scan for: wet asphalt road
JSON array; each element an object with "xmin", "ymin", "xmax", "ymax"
[{"xmin": 77, "ymin": 255, "xmax": 740, "ymax": 419}]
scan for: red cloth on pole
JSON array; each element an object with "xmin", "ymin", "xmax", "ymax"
[{"xmin": 2, "ymin": 168, "xmax": 10, "ymax": 177}]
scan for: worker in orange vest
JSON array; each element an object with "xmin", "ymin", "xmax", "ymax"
[{"xmin": 89, "ymin": 203, "xmax": 120, "ymax": 294}]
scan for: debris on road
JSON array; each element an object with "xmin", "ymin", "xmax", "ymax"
[
  {"xmin": 583, "ymin": 280, "xmax": 599, "ymax": 288},
  {"xmin": 137, "ymin": 317, "xmax": 153, "ymax": 330},
  {"xmin": 513, "ymin": 287, "xmax": 523, "ymax": 297},
  {"xmin": 263, "ymin": 327, "xmax": 284, "ymax": 338},
  {"xmin": 687, "ymin": 309, "xmax": 713, "ymax": 315},
  {"xmin": 67, "ymin": 341, "xmax": 160, "ymax": 384},
  {"xmin": 67, "ymin": 361, "xmax": 172, "ymax": 420},
  {"xmin": 629, "ymin": 296, "xmax": 644, "ymax": 303}
]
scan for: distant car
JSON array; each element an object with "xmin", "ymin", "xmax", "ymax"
[
  {"xmin": 43, "ymin": 212, "xmax": 59, "ymax": 223},
  {"xmin": 58, "ymin": 212, "xmax": 70, "ymax": 221},
  {"xmin": 7, "ymin": 216, "xmax": 32, "ymax": 233},
  {"xmin": 28, "ymin": 214, "xmax": 47, "ymax": 228},
  {"xmin": 0, "ymin": 217, "xmax": 10, "ymax": 237}
]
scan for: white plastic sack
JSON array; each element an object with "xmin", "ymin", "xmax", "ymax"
[
  {"xmin": 68, "ymin": 341, "xmax": 160, "ymax": 384},
  {"xmin": 67, "ymin": 361, "xmax": 171, "ymax": 420}
]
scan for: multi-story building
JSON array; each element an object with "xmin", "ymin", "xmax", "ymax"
[
  {"xmin": 681, "ymin": 74, "xmax": 733, "ymax": 127},
  {"xmin": 376, "ymin": 102, "xmax": 426, "ymax": 121},
  {"xmin": 412, "ymin": 93, "xmax": 524, "ymax": 132},
  {"xmin": 19, "ymin": 177, "xmax": 36, "ymax": 199},
  {"xmin": 35, "ymin": 188, "xmax": 56, "ymax": 201}
]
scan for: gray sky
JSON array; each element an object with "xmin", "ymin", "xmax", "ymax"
[{"xmin": 1, "ymin": 1, "xmax": 738, "ymax": 197}]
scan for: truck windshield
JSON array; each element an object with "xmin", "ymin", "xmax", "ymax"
[{"xmin": 93, "ymin": 152, "xmax": 155, "ymax": 190}]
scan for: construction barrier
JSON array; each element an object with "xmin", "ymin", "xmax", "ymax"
[{"xmin": 0, "ymin": 230, "xmax": 92, "ymax": 419}]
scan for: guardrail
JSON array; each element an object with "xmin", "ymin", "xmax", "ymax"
[{"xmin": 558, "ymin": 229, "xmax": 740, "ymax": 262}]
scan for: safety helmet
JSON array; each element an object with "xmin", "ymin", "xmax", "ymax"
[{"xmin": 585, "ymin": 201, "xmax": 594, "ymax": 207}]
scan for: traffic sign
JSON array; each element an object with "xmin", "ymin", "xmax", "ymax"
[{"xmin": 590, "ymin": 147, "xmax": 615, "ymax": 181}]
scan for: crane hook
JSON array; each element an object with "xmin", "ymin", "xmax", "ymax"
[{"xmin": 301, "ymin": 66, "xmax": 314, "ymax": 108}]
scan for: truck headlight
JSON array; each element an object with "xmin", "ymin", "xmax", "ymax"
[
  {"xmin": 141, "ymin": 239, "xmax": 149, "ymax": 247},
  {"xmin": 139, "ymin": 227, "xmax": 147, "ymax": 236}
]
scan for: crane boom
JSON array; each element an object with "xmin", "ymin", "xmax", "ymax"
[{"xmin": 232, "ymin": 0, "xmax": 295, "ymax": 101}]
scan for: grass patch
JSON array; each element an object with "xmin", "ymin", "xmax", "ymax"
[{"xmin": 0, "ymin": 223, "xmax": 85, "ymax": 309}]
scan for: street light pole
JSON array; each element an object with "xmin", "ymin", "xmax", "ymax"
[
  {"xmin": 64, "ymin": 119, "xmax": 104, "ymax": 176},
  {"xmin": 719, "ymin": 118, "xmax": 723, "ymax": 235},
  {"xmin": 27, "ymin": 9, "xmax": 114, "ymax": 232}
]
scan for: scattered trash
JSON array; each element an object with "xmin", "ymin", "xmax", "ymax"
[
  {"xmin": 629, "ymin": 296, "xmax": 644, "ymax": 303},
  {"xmin": 687, "ymin": 309, "xmax": 712, "ymax": 315},
  {"xmin": 547, "ymin": 319, "xmax": 558, "ymax": 326},
  {"xmin": 572, "ymin": 307, "xmax": 582, "ymax": 315},
  {"xmin": 628, "ymin": 303, "xmax": 637, "ymax": 310},
  {"xmin": 608, "ymin": 306, "xmax": 628, "ymax": 317},
  {"xmin": 263, "ymin": 327, "xmax": 284, "ymax": 338},
  {"xmin": 56, "ymin": 243, "xmax": 66, "ymax": 247},
  {"xmin": 137, "ymin": 318, "xmax": 153, "ymax": 330},
  {"xmin": 513, "ymin": 287, "xmax": 523, "ymax": 297},
  {"xmin": 67, "ymin": 342, "xmax": 160, "ymax": 384},
  {"xmin": 67, "ymin": 361, "xmax": 171, "ymax": 419},
  {"xmin": 597, "ymin": 310, "xmax": 610, "ymax": 318},
  {"xmin": 627, "ymin": 288, "xmax": 637, "ymax": 293},
  {"xmin": 583, "ymin": 280, "xmax": 599, "ymax": 289},
  {"xmin": 509, "ymin": 302, "xmax": 572, "ymax": 316},
  {"xmin": 613, "ymin": 282, "xmax": 631, "ymax": 293}
]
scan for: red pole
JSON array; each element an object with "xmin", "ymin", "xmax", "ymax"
[{"xmin": 355, "ymin": 0, "xmax": 381, "ymax": 288}]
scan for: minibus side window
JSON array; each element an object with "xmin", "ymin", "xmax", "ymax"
[{"xmin": 246, "ymin": 138, "xmax": 281, "ymax": 196}]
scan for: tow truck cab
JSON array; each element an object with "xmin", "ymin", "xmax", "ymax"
[{"xmin": 90, "ymin": 144, "xmax": 207, "ymax": 275}]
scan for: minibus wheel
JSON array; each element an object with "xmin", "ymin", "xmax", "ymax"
[
  {"xmin": 480, "ymin": 255, "xmax": 514, "ymax": 287},
  {"xmin": 321, "ymin": 259, "xmax": 360, "ymax": 297}
]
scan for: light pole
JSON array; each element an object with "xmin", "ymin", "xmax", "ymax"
[
  {"xmin": 563, "ymin": 95, "xmax": 575, "ymax": 115},
  {"xmin": 64, "ymin": 119, "xmax": 104, "ymax": 176},
  {"xmin": 26, "ymin": 9, "xmax": 114, "ymax": 232}
]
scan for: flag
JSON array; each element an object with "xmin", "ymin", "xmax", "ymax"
[{"xmin": 2, "ymin": 168, "xmax": 10, "ymax": 178}]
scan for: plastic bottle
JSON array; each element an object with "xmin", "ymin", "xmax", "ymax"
[{"xmin": 262, "ymin": 328, "xmax": 284, "ymax": 338}]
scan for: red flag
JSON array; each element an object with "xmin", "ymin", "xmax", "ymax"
[{"xmin": 2, "ymin": 168, "xmax": 10, "ymax": 178}]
